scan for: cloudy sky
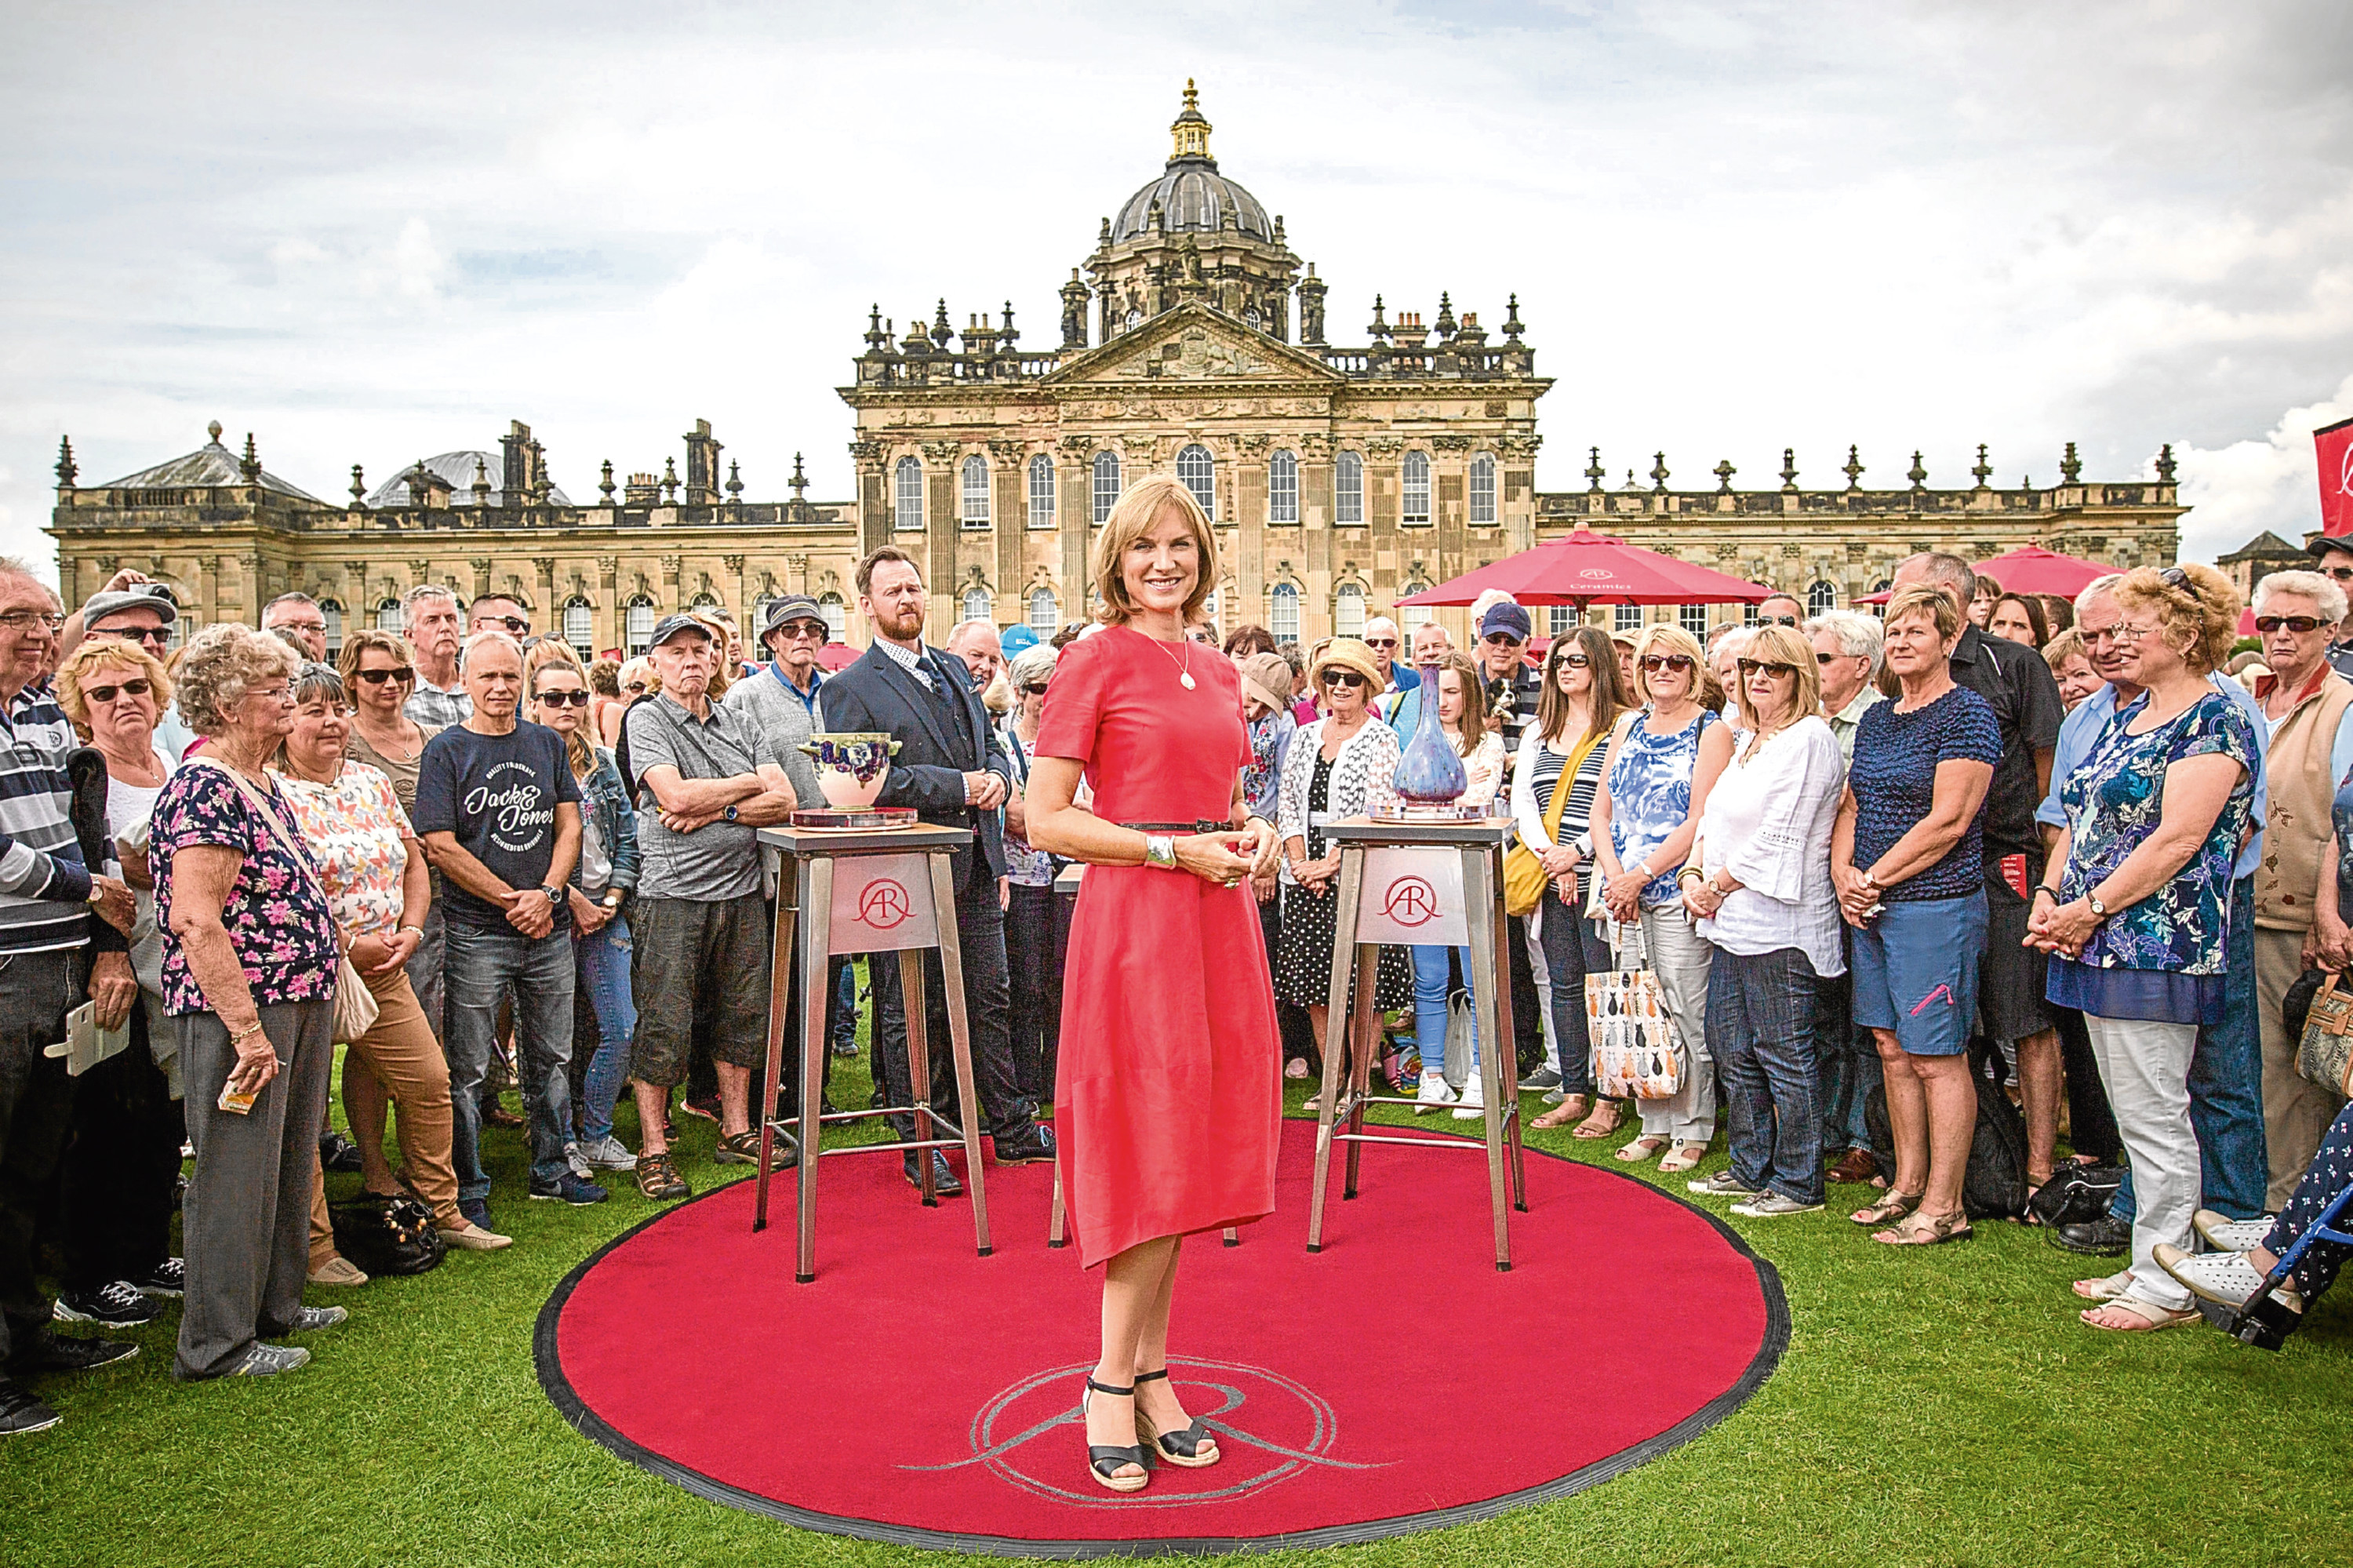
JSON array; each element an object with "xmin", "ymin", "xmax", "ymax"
[{"xmin": 5, "ymin": 0, "xmax": 2349, "ymax": 579}]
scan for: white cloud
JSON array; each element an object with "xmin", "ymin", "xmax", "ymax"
[{"xmin": 2176, "ymin": 372, "xmax": 2353, "ymax": 563}]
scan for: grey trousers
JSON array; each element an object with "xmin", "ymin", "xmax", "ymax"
[
  {"xmin": 175, "ymin": 999, "xmax": 335, "ymax": 1380},
  {"xmin": 1637, "ymin": 902, "xmax": 1718, "ymax": 1145}
]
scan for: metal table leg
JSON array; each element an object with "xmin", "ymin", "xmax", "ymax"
[
  {"xmin": 754, "ymin": 879, "xmax": 798, "ymax": 1234},
  {"xmin": 794, "ymin": 857, "xmax": 834, "ymax": 1282},
  {"xmin": 927, "ymin": 851, "xmax": 991, "ymax": 1257},
  {"xmin": 1306, "ymin": 846, "xmax": 1368, "ymax": 1252}
]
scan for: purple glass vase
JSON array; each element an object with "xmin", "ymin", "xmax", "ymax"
[{"xmin": 1391, "ymin": 658, "xmax": 1468, "ymax": 806}]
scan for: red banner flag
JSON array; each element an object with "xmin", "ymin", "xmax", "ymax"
[{"xmin": 2316, "ymin": 414, "xmax": 2353, "ymax": 537}]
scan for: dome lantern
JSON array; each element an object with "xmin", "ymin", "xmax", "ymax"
[{"xmin": 1171, "ymin": 78, "xmax": 1211, "ymax": 162}]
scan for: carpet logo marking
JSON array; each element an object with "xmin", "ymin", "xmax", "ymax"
[{"xmin": 903, "ymin": 1356, "xmax": 1391, "ymax": 1508}]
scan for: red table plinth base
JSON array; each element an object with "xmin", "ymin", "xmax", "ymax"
[{"xmin": 535, "ymin": 1120, "xmax": 1787, "ymax": 1557}]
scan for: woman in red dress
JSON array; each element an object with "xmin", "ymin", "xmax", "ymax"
[{"xmin": 1026, "ymin": 475, "xmax": 1280, "ymax": 1493}]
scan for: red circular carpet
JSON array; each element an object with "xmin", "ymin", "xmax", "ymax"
[{"xmin": 536, "ymin": 1119, "xmax": 1785, "ymax": 1555}]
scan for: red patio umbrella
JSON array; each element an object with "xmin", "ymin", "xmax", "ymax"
[
  {"xmin": 816, "ymin": 642, "xmax": 860, "ymax": 672},
  {"xmin": 1395, "ymin": 527, "xmax": 1773, "ymax": 615},
  {"xmin": 1858, "ymin": 544, "xmax": 2115, "ymax": 606}
]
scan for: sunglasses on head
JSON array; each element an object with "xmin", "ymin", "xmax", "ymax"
[
  {"xmin": 1737, "ymin": 658, "xmax": 1799, "ymax": 680},
  {"xmin": 83, "ymin": 678, "xmax": 153, "ymax": 704},
  {"xmin": 535, "ymin": 689, "xmax": 590, "ymax": 708},
  {"xmin": 2256, "ymin": 615, "xmax": 2326, "ymax": 634},
  {"xmin": 2157, "ymin": 566, "xmax": 2202, "ymax": 606},
  {"xmin": 354, "ymin": 667, "xmax": 414, "ymax": 686},
  {"xmin": 1319, "ymin": 669, "xmax": 1367, "ymax": 689},
  {"xmin": 1641, "ymin": 653, "xmax": 1695, "ymax": 673}
]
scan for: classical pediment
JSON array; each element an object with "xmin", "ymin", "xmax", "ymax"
[{"xmin": 1043, "ymin": 300, "xmax": 1344, "ymax": 389}]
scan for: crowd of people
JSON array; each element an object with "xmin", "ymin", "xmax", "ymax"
[{"xmin": 4, "ymin": 522, "xmax": 2352, "ymax": 1434}]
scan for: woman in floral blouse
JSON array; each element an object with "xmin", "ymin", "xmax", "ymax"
[
  {"xmin": 277, "ymin": 663, "xmax": 511, "ymax": 1262},
  {"xmin": 151, "ymin": 626, "xmax": 345, "ymax": 1380},
  {"xmin": 2031, "ymin": 563, "xmax": 2255, "ymax": 1333}
]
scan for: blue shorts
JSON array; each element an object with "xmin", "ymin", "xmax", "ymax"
[{"xmin": 1850, "ymin": 890, "xmax": 1988, "ymax": 1057}]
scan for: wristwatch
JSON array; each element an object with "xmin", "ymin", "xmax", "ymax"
[
  {"xmin": 601, "ymin": 890, "xmax": 624, "ymax": 910},
  {"xmin": 1144, "ymin": 835, "xmax": 1177, "ymax": 870},
  {"xmin": 722, "ymin": 804, "xmax": 739, "ymax": 822},
  {"xmin": 540, "ymin": 885, "xmax": 562, "ymax": 904},
  {"xmin": 2087, "ymin": 890, "xmax": 2108, "ymax": 918}
]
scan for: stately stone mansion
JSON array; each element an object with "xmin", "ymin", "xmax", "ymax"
[{"xmin": 46, "ymin": 84, "xmax": 2183, "ymax": 657}]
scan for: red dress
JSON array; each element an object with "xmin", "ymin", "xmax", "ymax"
[{"xmin": 1035, "ymin": 626, "xmax": 1281, "ymax": 1268}]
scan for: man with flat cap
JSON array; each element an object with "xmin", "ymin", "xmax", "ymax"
[{"xmin": 2309, "ymin": 535, "xmax": 2353, "ymax": 679}]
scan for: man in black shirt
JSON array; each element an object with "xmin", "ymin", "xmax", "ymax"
[{"xmin": 1893, "ymin": 552, "xmax": 2067, "ymax": 1181}]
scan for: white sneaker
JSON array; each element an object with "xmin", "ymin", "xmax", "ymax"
[
  {"xmin": 574, "ymin": 1134, "xmax": 639, "ymax": 1172},
  {"xmin": 1413, "ymin": 1071, "xmax": 1456, "ymax": 1116},
  {"xmin": 2155, "ymin": 1243, "xmax": 2300, "ymax": 1312},
  {"xmin": 1451, "ymin": 1075, "xmax": 1486, "ymax": 1121},
  {"xmin": 2193, "ymin": 1208, "xmax": 2275, "ymax": 1253}
]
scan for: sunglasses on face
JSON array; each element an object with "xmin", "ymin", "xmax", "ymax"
[
  {"xmin": 1319, "ymin": 670, "xmax": 1367, "ymax": 690},
  {"xmin": 83, "ymin": 678, "xmax": 153, "ymax": 704},
  {"xmin": 2326, "ymin": 566, "xmax": 2353, "ymax": 582},
  {"xmin": 354, "ymin": 667, "xmax": 415, "ymax": 686},
  {"xmin": 1737, "ymin": 659, "xmax": 1799, "ymax": 681},
  {"xmin": 775, "ymin": 622, "xmax": 827, "ymax": 642},
  {"xmin": 536, "ymin": 689, "xmax": 590, "ymax": 708},
  {"xmin": 1815, "ymin": 651, "xmax": 1846, "ymax": 664},
  {"xmin": 478, "ymin": 614, "xmax": 529, "ymax": 633},
  {"xmin": 1553, "ymin": 653, "xmax": 1591, "ymax": 671},
  {"xmin": 2256, "ymin": 615, "xmax": 2326, "ymax": 634},
  {"xmin": 1021, "ymin": 681, "xmax": 1050, "ymax": 696},
  {"xmin": 1758, "ymin": 614, "xmax": 1799, "ymax": 627},
  {"xmin": 1482, "ymin": 631, "xmax": 1525, "ymax": 646},
  {"xmin": 624, "ymin": 681, "xmax": 647, "ymax": 693},
  {"xmin": 1362, "ymin": 637, "xmax": 1398, "ymax": 650},
  {"xmin": 1641, "ymin": 653, "xmax": 1695, "ymax": 674},
  {"xmin": 106, "ymin": 625, "xmax": 173, "ymax": 646}
]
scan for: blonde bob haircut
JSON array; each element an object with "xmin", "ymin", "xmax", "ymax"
[
  {"xmin": 1882, "ymin": 582, "xmax": 1963, "ymax": 642},
  {"xmin": 2113, "ymin": 562, "xmax": 2239, "ymax": 676},
  {"xmin": 1739, "ymin": 624, "xmax": 1821, "ymax": 730},
  {"xmin": 56, "ymin": 636, "xmax": 173, "ymax": 734},
  {"xmin": 1091, "ymin": 475, "xmax": 1220, "ymax": 625},
  {"xmin": 1629, "ymin": 623, "xmax": 1707, "ymax": 708}
]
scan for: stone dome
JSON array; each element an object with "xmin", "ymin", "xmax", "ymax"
[
  {"xmin": 365, "ymin": 450, "xmax": 569, "ymax": 508},
  {"xmin": 1108, "ymin": 81, "xmax": 1273, "ymax": 244}
]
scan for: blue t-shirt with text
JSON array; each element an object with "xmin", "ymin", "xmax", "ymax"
[{"xmin": 412, "ymin": 722, "xmax": 581, "ymax": 930}]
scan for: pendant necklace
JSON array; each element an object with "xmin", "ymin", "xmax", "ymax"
[{"xmin": 1147, "ymin": 629, "xmax": 1195, "ymax": 689}]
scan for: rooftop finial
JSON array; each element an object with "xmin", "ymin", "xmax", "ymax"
[
  {"xmin": 2060, "ymin": 440, "xmax": 2082, "ymax": 485},
  {"xmin": 791, "ymin": 452, "xmax": 809, "ymax": 500},
  {"xmin": 1780, "ymin": 447, "xmax": 1798, "ymax": 492},
  {"xmin": 350, "ymin": 462, "xmax": 365, "ymax": 505},
  {"xmin": 55, "ymin": 436, "xmax": 76, "ymax": 488},
  {"xmin": 1171, "ymin": 78, "xmax": 1212, "ymax": 162},
  {"xmin": 207, "ymin": 420, "xmax": 224, "ymax": 445},
  {"xmin": 239, "ymin": 433, "xmax": 261, "ymax": 485},
  {"xmin": 2155, "ymin": 442, "xmax": 2177, "ymax": 484},
  {"xmin": 1842, "ymin": 444, "xmax": 1864, "ymax": 491},
  {"xmin": 1585, "ymin": 446, "xmax": 1606, "ymax": 492}
]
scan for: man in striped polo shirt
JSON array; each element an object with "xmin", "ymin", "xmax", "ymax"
[{"xmin": 0, "ymin": 557, "xmax": 141, "ymax": 1435}]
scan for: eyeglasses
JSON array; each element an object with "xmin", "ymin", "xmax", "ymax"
[
  {"xmin": 1319, "ymin": 670, "xmax": 1368, "ymax": 689},
  {"xmin": 476, "ymin": 614, "xmax": 529, "ymax": 634},
  {"xmin": 1362, "ymin": 637, "xmax": 1398, "ymax": 650},
  {"xmin": 353, "ymin": 667, "xmax": 415, "ymax": 686},
  {"xmin": 1482, "ymin": 631, "xmax": 1526, "ymax": 646},
  {"xmin": 0, "ymin": 610, "xmax": 67, "ymax": 632},
  {"xmin": 1553, "ymin": 653, "xmax": 1591, "ymax": 671},
  {"xmin": 271, "ymin": 620, "xmax": 326, "ymax": 636},
  {"xmin": 96, "ymin": 624, "xmax": 172, "ymax": 646},
  {"xmin": 1021, "ymin": 681, "xmax": 1050, "ymax": 696},
  {"xmin": 1641, "ymin": 653, "xmax": 1695, "ymax": 673},
  {"xmin": 2326, "ymin": 565, "xmax": 2353, "ymax": 582},
  {"xmin": 2079, "ymin": 624, "xmax": 2129, "ymax": 646},
  {"xmin": 246, "ymin": 685, "xmax": 293, "ymax": 704},
  {"xmin": 82, "ymin": 678, "xmax": 153, "ymax": 704},
  {"xmin": 2256, "ymin": 615, "xmax": 2326, "ymax": 635},
  {"xmin": 535, "ymin": 690, "xmax": 591, "ymax": 708},
  {"xmin": 624, "ymin": 681, "xmax": 648, "ymax": 693},
  {"xmin": 1737, "ymin": 659, "xmax": 1799, "ymax": 681},
  {"xmin": 774, "ymin": 622, "xmax": 827, "ymax": 642},
  {"xmin": 1758, "ymin": 614, "xmax": 1799, "ymax": 627}
]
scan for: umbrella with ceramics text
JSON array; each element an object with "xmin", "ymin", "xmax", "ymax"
[{"xmin": 1395, "ymin": 527, "xmax": 1774, "ymax": 615}]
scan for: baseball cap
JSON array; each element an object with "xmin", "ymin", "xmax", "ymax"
[
  {"xmin": 81, "ymin": 587, "xmax": 178, "ymax": 628},
  {"xmin": 647, "ymin": 613, "xmax": 714, "ymax": 650},
  {"xmin": 761, "ymin": 593, "xmax": 827, "ymax": 639},
  {"xmin": 1479, "ymin": 601, "xmax": 1533, "ymax": 642},
  {"xmin": 999, "ymin": 624, "xmax": 1040, "ymax": 657}
]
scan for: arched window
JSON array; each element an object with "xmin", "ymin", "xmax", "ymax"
[
  {"xmin": 1335, "ymin": 584, "xmax": 1367, "ymax": 638},
  {"xmin": 376, "ymin": 598, "xmax": 402, "ymax": 634},
  {"xmin": 1177, "ymin": 444, "xmax": 1216, "ymax": 521},
  {"xmin": 1470, "ymin": 453, "xmax": 1497, "ymax": 526},
  {"xmin": 961, "ymin": 454, "xmax": 990, "ymax": 529},
  {"xmin": 1092, "ymin": 451, "xmax": 1121, "ymax": 526},
  {"xmin": 689, "ymin": 591, "xmax": 720, "ymax": 612},
  {"xmin": 962, "ymin": 586, "xmax": 993, "ymax": 622},
  {"xmin": 894, "ymin": 457, "xmax": 924, "ymax": 532},
  {"xmin": 624, "ymin": 597, "xmax": 656, "ymax": 654},
  {"xmin": 1808, "ymin": 580, "xmax": 1838, "ymax": 616},
  {"xmin": 1269, "ymin": 582, "xmax": 1301, "ymax": 644},
  {"xmin": 1027, "ymin": 454, "xmax": 1055, "ymax": 529},
  {"xmin": 1268, "ymin": 449, "xmax": 1299, "ymax": 525},
  {"xmin": 563, "ymin": 598, "xmax": 594, "ymax": 657},
  {"xmin": 1336, "ymin": 451, "xmax": 1364, "ymax": 525},
  {"xmin": 1615, "ymin": 602, "xmax": 1643, "ymax": 633},
  {"xmin": 318, "ymin": 599, "xmax": 344, "ymax": 660},
  {"xmin": 1402, "ymin": 451, "xmax": 1432, "ymax": 526},
  {"xmin": 818, "ymin": 593, "xmax": 848, "ymax": 642},
  {"xmin": 1027, "ymin": 586, "xmax": 1058, "ymax": 635}
]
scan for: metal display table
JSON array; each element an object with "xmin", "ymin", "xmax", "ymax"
[
  {"xmin": 752, "ymin": 823, "xmax": 992, "ymax": 1282},
  {"xmin": 1305, "ymin": 814, "xmax": 1528, "ymax": 1271}
]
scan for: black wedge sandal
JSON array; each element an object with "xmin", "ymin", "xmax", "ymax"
[
  {"xmin": 1133, "ymin": 1368, "xmax": 1220, "ymax": 1468},
  {"xmin": 1082, "ymin": 1377, "xmax": 1151, "ymax": 1493}
]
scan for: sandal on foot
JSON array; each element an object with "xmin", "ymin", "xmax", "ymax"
[
  {"xmin": 1873, "ymin": 1208, "xmax": 1973, "ymax": 1246},
  {"xmin": 2071, "ymin": 1270, "xmax": 2135, "ymax": 1303},
  {"xmin": 2078, "ymin": 1297, "xmax": 2198, "ymax": 1333},
  {"xmin": 1081, "ymin": 1378, "xmax": 1151, "ymax": 1493},
  {"xmin": 1851, "ymin": 1189, "xmax": 1922, "ymax": 1227},
  {"xmin": 1133, "ymin": 1369, "xmax": 1219, "ymax": 1468},
  {"xmin": 1657, "ymin": 1143, "xmax": 1710, "ymax": 1173},
  {"xmin": 1571, "ymin": 1100, "xmax": 1624, "ymax": 1140},
  {"xmin": 1530, "ymin": 1097, "xmax": 1591, "ymax": 1131},
  {"xmin": 1615, "ymin": 1135, "xmax": 1669, "ymax": 1164}
]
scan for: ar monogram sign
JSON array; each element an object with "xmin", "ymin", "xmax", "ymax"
[
  {"xmin": 1357, "ymin": 848, "xmax": 1468, "ymax": 947},
  {"xmin": 1379, "ymin": 876, "xmax": 1441, "ymax": 928},
  {"xmin": 858, "ymin": 879, "xmax": 913, "ymax": 930},
  {"xmin": 827, "ymin": 854, "xmax": 938, "ymax": 952}
]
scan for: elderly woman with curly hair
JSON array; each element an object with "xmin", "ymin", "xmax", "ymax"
[
  {"xmin": 2031, "ymin": 563, "xmax": 2257, "ymax": 1331},
  {"xmin": 151, "ymin": 625, "xmax": 347, "ymax": 1378}
]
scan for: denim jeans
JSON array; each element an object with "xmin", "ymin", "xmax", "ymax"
[
  {"xmin": 832, "ymin": 957, "xmax": 860, "ymax": 1050},
  {"xmin": 1409, "ymin": 946, "xmax": 1473, "ymax": 1079},
  {"xmin": 2113, "ymin": 877, "xmax": 2269, "ymax": 1224},
  {"xmin": 1813, "ymin": 963, "xmax": 1882, "ymax": 1154},
  {"xmin": 572, "ymin": 912, "xmax": 636, "ymax": 1146},
  {"xmin": 1709, "ymin": 946, "xmax": 1824, "ymax": 1205},
  {"xmin": 444, "ymin": 919, "xmax": 577, "ymax": 1199},
  {"xmin": 1536, "ymin": 890, "xmax": 1609, "ymax": 1095}
]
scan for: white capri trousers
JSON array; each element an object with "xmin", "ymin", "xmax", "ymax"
[{"xmin": 2084, "ymin": 1012, "xmax": 2199, "ymax": 1312}]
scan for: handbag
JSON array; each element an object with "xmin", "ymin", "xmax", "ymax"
[
  {"xmin": 1503, "ymin": 730, "xmax": 1601, "ymax": 918},
  {"xmin": 1586, "ymin": 919, "xmax": 1686, "ymax": 1100},
  {"xmin": 329, "ymin": 1191, "xmax": 446, "ymax": 1277},
  {"xmin": 2293, "ymin": 970, "xmax": 2353, "ymax": 1098},
  {"xmin": 183, "ymin": 758, "xmax": 381, "ymax": 1045}
]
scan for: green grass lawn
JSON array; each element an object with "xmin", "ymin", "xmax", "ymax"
[{"xmin": 5, "ymin": 1027, "xmax": 2350, "ymax": 1568}]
